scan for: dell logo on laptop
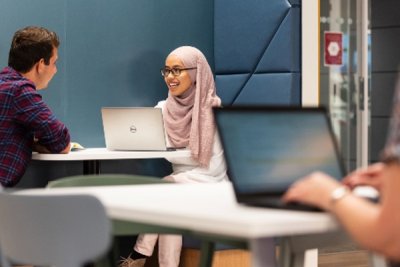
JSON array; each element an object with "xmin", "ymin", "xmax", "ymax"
[{"xmin": 130, "ymin": 125, "xmax": 137, "ymax": 133}]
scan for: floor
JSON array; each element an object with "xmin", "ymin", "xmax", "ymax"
[
  {"xmin": 318, "ymin": 243, "xmax": 371, "ymax": 267},
  {"xmin": 176, "ymin": 245, "xmax": 372, "ymax": 267},
  {"xmin": 13, "ymin": 249, "xmax": 372, "ymax": 267},
  {"xmin": 319, "ymin": 249, "xmax": 370, "ymax": 267}
]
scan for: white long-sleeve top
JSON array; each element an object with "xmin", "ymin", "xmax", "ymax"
[{"xmin": 156, "ymin": 101, "xmax": 229, "ymax": 183}]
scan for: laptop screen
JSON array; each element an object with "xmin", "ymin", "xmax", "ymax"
[{"xmin": 214, "ymin": 107, "xmax": 345, "ymax": 195}]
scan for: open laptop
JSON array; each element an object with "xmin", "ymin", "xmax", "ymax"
[
  {"xmin": 101, "ymin": 107, "xmax": 170, "ymax": 151},
  {"xmin": 213, "ymin": 106, "xmax": 346, "ymax": 212}
]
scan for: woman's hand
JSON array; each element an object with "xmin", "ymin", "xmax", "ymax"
[
  {"xmin": 342, "ymin": 162, "xmax": 385, "ymax": 191},
  {"xmin": 282, "ymin": 172, "xmax": 343, "ymax": 211}
]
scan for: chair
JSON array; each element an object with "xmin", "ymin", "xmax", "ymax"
[
  {"xmin": 47, "ymin": 174, "xmax": 169, "ymax": 265},
  {"xmin": 47, "ymin": 174, "xmax": 168, "ymax": 234},
  {"xmin": 0, "ymin": 192, "xmax": 111, "ymax": 267},
  {"xmin": 47, "ymin": 173, "xmax": 167, "ymax": 188}
]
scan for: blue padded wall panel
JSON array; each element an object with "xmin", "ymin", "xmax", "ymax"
[
  {"xmin": 214, "ymin": 0, "xmax": 301, "ymax": 106},
  {"xmin": 234, "ymin": 73, "xmax": 300, "ymax": 105},
  {"xmin": 255, "ymin": 7, "xmax": 300, "ymax": 72},
  {"xmin": 214, "ymin": 0, "xmax": 291, "ymax": 73},
  {"xmin": 215, "ymin": 74, "xmax": 250, "ymax": 104}
]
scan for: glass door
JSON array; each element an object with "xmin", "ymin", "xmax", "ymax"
[{"xmin": 319, "ymin": 0, "xmax": 370, "ymax": 171}]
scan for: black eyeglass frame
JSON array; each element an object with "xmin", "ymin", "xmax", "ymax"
[{"xmin": 160, "ymin": 67, "xmax": 197, "ymax": 77}]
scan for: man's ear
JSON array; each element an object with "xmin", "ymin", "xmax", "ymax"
[{"xmin": 36, "ymin": 58, "xmax": 45, "ymax": 74}]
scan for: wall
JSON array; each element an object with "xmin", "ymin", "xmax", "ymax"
[
  {"xmin": 0, "ymin": 0, "xmax": 214, "ymax": 187},
  {"xmin": 370, "ymin": 0, "xmax": 400, "ymax": 161},
  {"xmin": 214, "ymin": 0, "xmax": 301, "ymax": 106}
]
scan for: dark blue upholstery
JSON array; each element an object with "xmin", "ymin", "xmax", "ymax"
[
  {"xmin": 214, "ymin": 0, "xmax": 301, "ymax": 105},
  {"xmin": 182, "ymin": 0, "xmax": 302, "ymax": 253}
]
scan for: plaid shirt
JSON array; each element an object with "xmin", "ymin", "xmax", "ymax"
[{"xmin": 0, "ymin": 67, "xmax": 70, "ymax": 187}]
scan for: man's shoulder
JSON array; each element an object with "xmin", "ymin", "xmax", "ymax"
[
  {"xmin": 0, "ymin": 67, "xmax": 33, "ymax": 88},
  {"xmin": 0, "ymin": 79, "xmax": 36, "ymax": 97}
]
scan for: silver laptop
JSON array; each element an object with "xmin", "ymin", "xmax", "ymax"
[{"xmin": 101, "ymin": 107, "xmax": 169, "ymax": 151}]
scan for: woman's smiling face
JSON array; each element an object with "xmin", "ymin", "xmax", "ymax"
[{"xmin": 163, "ymin": 55, "xmax": 193, "ymax": 97}]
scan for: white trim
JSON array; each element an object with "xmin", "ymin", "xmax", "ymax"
[
  {"xmin": 302, "ymin": 0, "xmax": 319, "ymax": 107},
  {"xmin": 356, "ymin": 0, "xmax": 370, "ymax": 167}
]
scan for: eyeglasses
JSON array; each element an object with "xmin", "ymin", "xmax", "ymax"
[{"xmin": 160, "ymin": 67, "xmax": 197, "ymax": 77}]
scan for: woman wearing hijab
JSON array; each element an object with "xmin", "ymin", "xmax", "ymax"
[{"xmin": 120, "ymin": 46, "xmax": 228, "ymax": 267}]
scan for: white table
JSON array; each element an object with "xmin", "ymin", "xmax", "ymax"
[
  {"xmin": 32, "ymin": 148, "xmax": 190, "ymax": 174},
  {"xmin": 18, "ymin": 182, "xmax": 350, "ymax": 267}
]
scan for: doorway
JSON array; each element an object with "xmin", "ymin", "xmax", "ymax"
[{"xmin": 319, "ymin": 0, "xmax": 371, "ymax": 171}]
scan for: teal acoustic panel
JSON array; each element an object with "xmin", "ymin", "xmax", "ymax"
[
  {"xmin": 215, "ymin": 0, "xmax": 291, "ymax": 73},
  {"xmin": 255, "ymin": 7, "xmax": 300, "ymax": 72},
  {"xmin": 234, "ymin": 73, "xmax": 301, "ymax": 105},
  {"xmin": 0, "ymin": 0, "xmax": 214, "ymax": 147},
  {"xmin": 214, "ymin": 0, "xmax": 301, "ymax": 105},
  {"xmin": 215, "ymin": 74, "xmax": 250, "ymax": 105}
]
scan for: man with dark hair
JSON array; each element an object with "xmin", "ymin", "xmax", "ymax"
[{"xmin": 0, "ymin": 26, "xmax": 71, "ymax": 187}]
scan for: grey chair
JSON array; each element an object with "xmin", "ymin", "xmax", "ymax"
[
  {"xmin": 47, "ymin": 174, "xmax": 168, "ymax": 237},
  {"xmin": 0, "ymin": 192, "xmax": 111, "ymax": 267},
  {"xmin": 47, "ymin": 174, "xmax": 169, "ymax": 265}
]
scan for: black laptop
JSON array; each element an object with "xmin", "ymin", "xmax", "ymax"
[{"xmin": 213, "ymin": 106, "xmax": 346, "ymax": 212}]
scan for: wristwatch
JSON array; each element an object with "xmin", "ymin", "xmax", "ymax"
[{"xmin": 330, "ymin": 186, "xmax": 350, "ymax": 206}]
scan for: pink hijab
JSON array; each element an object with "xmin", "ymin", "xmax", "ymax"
[{"xmin": 163, "ymin": 46, "xmax": 221, "ymax": 167}]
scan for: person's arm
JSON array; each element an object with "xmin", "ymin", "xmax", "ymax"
[
  {"xmin": 168, "ymin": 134, "xmax": 228, "ymax": 183},
  {"xmin": 283, "ymin": 166, "xmax": 400, "ymax": 261},
  {"xmin": 342, "ymin": 162, "xmax": 385, "ymax": 191},
  {"xmin": 59, "ymin": 143, "xmax": 71, "ymax": 153},
  {"xmin": 33, "ymin": 142, "xmax": 50, "ymax": 153},
  {"xmin": 33, "ymin": 139, "xmax": 71, "ymax": 154},
  {"xmin": 33, "ymin": 142, "xmax": 70, "ymax": 154},
  {"xmin": 14, "ymin": 84, "xmax": 71, "ymax": 153},
  {"xmin": 333, "ymin": 163, "xmax": 400, "ymax": 260}
]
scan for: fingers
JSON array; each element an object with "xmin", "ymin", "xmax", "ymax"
[
  {"xmin": 282, "ymin": 172, "xmax": 342, "ymax": 210},
  {"xmin": 282, "ymin": 182, "xmax": 298, "ymax": 202},
  {"xmin": 282, "ymin": 173, "xmax": 317, "ymax": 203},
  {"xmin": 342, "ymin": 174, "xmax": 360, "ymax": 189},
  {"xmin": 367, "ymin": 162, "xmax": 386, "ymax": 174},
  {"xmin": 342, "ymin": 163, "xmax": 386, "ymax": 188}
]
